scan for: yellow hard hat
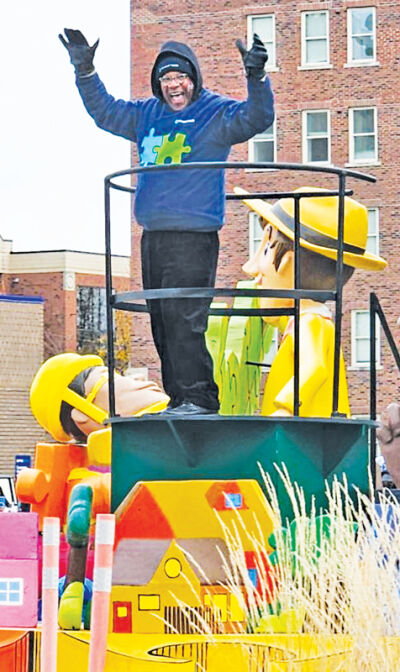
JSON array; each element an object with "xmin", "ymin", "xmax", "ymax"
[{"xmin": 30, "ymin": 353, "xmax": 109, "ymax": 442}]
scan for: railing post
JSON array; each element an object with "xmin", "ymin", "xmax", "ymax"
[
  {"xmin": 104, "ymin": 177, "xmax": 116, "ymax": 418},
  {"xmin": 332, "ymin": 172, "xmax": 346, "ymax": 416},
  {"xmin": 293, "ymin": 196, "xmax": 301, "ymax": 416},
  {"xmin": 369, "ymin": 292, "xmax": 377, "ymax": 490}
]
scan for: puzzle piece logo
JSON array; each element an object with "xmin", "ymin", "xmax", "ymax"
[
  {"xmin": 154, "ymin": 133, "xmax": 192, "ymax": 165},
  {"xmin": 140, "ymin": 128, "xmax": 163, "ymax": 166}
]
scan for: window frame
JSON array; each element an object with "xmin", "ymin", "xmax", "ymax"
[
  {"xmin": 247, "ymin": 14, "xmax": 276, "ymax": 70},
  {"xmin": 0, "ymin": 578, "xmax": 24, "ymax": 606},
  {"xmin": 138, "ymin": 594, "xmax": 161, "ymax": 611},
  {"xmin": 347, "ymin": 7, "xmax": 376, "ymax": 65},
  {"xmin": 301, "ymin": 10, "xmax": 330, "ymax": 68},
  {"xmin": 248, "ymin": 120, "xmax": 277, "ymax": 170},
  {"xmin": 302, "ymin": 109, "xmax": 331, "ymax": 165},
  {"xmin": 366, "ymin": 207, "xmax": 380, "ymax": 256},
  {"xmin": 76, "ymin": 285, "xmax": 108, "ymax": 351},
  {"xmin": 248, "ymin": 212, "xmax": 264, "ymax": 257},
  {"xmin": 349, "ymin": 106, "xmax": 378, "ymax": 165},
  {"xmin": 351, "ymin": 309, "xmax": 381, "ymax": 369}
]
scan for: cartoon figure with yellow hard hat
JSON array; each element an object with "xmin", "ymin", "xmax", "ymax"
[
  {"xmin": 30, "ymin": 352, "xmax": 169, "ymax": 445},
  {"xmin": 235, "ymin": 186, "xmax": 387, "ymax": 417},
  {"xmin": 20, "ymin": 353, "xmax": 169, "ymax": 630}
]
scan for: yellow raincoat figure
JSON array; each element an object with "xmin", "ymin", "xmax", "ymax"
[{"xmin": 235, "ymin": 186, "xmax": 387, "ymax": 417}]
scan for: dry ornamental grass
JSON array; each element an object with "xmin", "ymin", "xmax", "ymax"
[{"xmin": 172, "ymin": 465, "xmax": 400, "ymax": 671}]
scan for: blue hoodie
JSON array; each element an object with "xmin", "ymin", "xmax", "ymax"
[{"xmin": 76, "ymin": 41, "xmax": 274, "ymax": 232}]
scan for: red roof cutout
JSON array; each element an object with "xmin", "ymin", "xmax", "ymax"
[
  {"xmin": 115, "ymin": 484, "xmax": 173, "ymax": 548},
  {"xmin": 205, "ymin": 481, "xmax": 247, "ymax": 511}
]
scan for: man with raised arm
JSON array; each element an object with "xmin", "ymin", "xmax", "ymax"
[{"xmin": 59, "ymin": 29, "xmax": 274, "ymax": 416}]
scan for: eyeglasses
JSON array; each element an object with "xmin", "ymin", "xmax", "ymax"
[{"xmin": 159, "ymin": 73, "xmax": 189, "ymax": 85}]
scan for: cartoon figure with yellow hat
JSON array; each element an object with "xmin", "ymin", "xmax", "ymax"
[
  {"xmin": 235, "ymin": 186, "xmax": 387, "ymax": 417},
  {"xmin": 18, "ymin": 353, "xmax": 169, "ymax": 629}
]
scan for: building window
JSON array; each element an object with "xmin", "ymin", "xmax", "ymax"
[
  {"xmin": 349, "ymin": 107, "xmax": 378, "ymax": 164},
  {"xmin": 347, "ymin": 7, "xmax": 376, "ymax": 64},
  {"xmin": 264, "ymin": 328, "xmax": 279, "ymax": 367},
  {"xmin": 138, "ymin": 594, "xmax": 160, "ymax": 611},
  {"xmin": 248, "ymin": 121, "xmax": 276, "ymax": 167},
  {"xmin": 301, "ymin": 11, "xmax": 330, "ymax": 67},
  {"xmin": 77, "ymin": 286, "xmax": 107, "ymax": 352},
  {"xmin": 351, "ymin": 310, "xmax": 381, "ymax": 368},
  {"xmin": 248, "ymin": 568, "xmax": 258, "ymax": 588},
  {"xmin": 302, "ymin": 110, "xmax": 331, "ymax": 164},
  {"xmin": 249, "ymin": 212, "xmax": 264, "ymax": 257},
  {"xmin": 367, "ymin": 208, "xmax": 379, "ymax": 255},
  {"xmin": 247, "ymin": 14, "xmax": 276, "ymax": 69},
  {"xmin": 0, "ymin": 578, "xmax": 23, "ymax": 605},
  {"xmin": 223, "ymin": 492, "xmax": 243, "ymax": 509}
]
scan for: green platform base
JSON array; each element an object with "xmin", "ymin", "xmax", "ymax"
[{"xmin": 111, "ymin": 416, "xmax": 371, "ymax": 521}]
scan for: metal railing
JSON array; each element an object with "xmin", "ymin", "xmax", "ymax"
[{"xmin": 103, "ymin": 161, "xmax": 375, "ymax": 419}]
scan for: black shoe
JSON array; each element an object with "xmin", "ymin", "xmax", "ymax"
[
  {"xmin": 137, "ymin": 402, "xmax": 178, "ymax": 418},
  {"xmin": 163, "ymin": 402, "xmax": 218, "ymax": 416}
]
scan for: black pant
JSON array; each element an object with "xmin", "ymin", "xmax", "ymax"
[{"xmin": 141, "ymin": 230, "xmax": 220, "ymax": 410}]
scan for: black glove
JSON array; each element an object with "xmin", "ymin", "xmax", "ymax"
[
  {"xmin": 59, "ymin": 28, "xmax": 99, "ymax": 77},
  {"xmin": 236, "ymin": 33, "xmax": 268, "ymax": 80}
]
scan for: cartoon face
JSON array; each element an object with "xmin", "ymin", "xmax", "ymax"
[
  {"xmin": 242, "ymin": 221, "xmax": 294, "ymax": 326},
  {"xmin": 70, "ymin": 366, "xmax": 110, "ymax": 437},
  {"xmin": 69, "ymin": 367, "xmax": 168, "ymax": 437}
]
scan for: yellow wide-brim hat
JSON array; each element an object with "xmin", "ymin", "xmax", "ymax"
[{"xmin": 235, "ymin": 186, "xmax": 387, "ymax": 271}]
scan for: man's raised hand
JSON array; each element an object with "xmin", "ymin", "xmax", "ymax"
[
  {"xmin": 59, "ymin": 28, "xmax": 99, "ymax": 77},
  {"xmin": 236, "ymin": 33, "xmax": 268, "ymax": 80}
]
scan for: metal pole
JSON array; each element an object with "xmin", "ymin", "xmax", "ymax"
[
  {"xmin": 332, "ymin": 172, "xmax": 346, "ymax": 416},
  {"xmin": 293, "ymin": 196, "xmax": 301, "ymax": 416},
  {"xmin": 369, "ymin": 292, "xmax": 377, "ymax": 490},
  {"xmin": 375, "ymin": 294, "xmax": 400, "ymax": 371},
  {"xmin": 104, "ymin": 178, "xmax": 116, "ymax": 418}
]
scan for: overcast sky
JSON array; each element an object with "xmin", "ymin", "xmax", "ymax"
[{"xmin": 0, "ymin": 1, "xmax": 131, "ymax": 256}]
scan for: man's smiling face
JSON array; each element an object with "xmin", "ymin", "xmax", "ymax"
[{"xmin": 160, "ymin": 71, "xmax": 194, "ymax": 111}]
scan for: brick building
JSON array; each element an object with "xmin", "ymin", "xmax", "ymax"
[
  {"xmin": 0, "ymin": 234, "xmax": 130, "ymax": 472},
  {"xmin": 129, "ymin": 0, "xmax": 400, "ymax": 416},
  {"xmin": 0, "ymin": 294, "xmax": 45, "ymax": 472},
  {"xmin": 1, "ymin": 234, "xmax": 130, "ymax": 359}
]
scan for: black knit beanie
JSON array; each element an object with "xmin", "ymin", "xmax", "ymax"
[{"xmin": 155, "ymin": 54, "xmax": 195, "ymax": 82}]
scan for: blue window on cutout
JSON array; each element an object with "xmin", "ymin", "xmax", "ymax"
[
  {"xmin": 248, "ymin": 568, "xmax": 258, "ymax": 588},
  {"xmin": 224, "ymin": 493, "xmax": 243, "ymax": 509},
  {"xmin": 0, "ymin": 579, "xmax": 23, "ymax": 605}
]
